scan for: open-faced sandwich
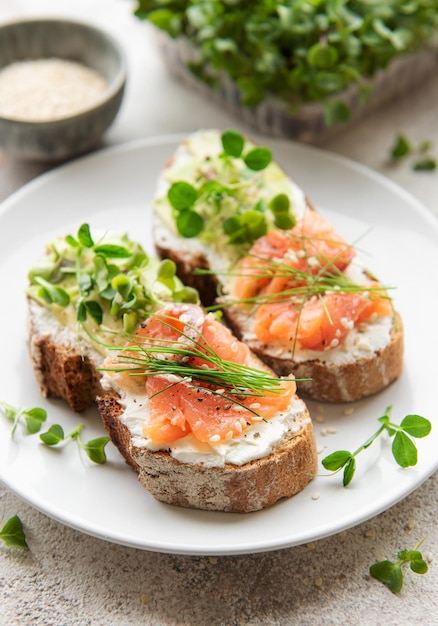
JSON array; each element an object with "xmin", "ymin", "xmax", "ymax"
[
  {"xmin": 152, "ymin": 129, "xmax": 404, "ymax": 402},
  {"xmin": 96, "ymin": 303, "xmax": 317, "ymax": 512},
  {"xmin": 26, "ymin": 223, "xmax": 198, "ymax": 412},
  {"xmin": 26, "ymin": 224, "xmax": 317, "ymax": 512}
]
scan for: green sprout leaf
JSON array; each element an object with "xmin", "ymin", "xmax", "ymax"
[
  {"xmin": 78, "ymin": 436, "xmax": 111, "ymax": 464},
  {"xmin": 176, "ymin": 209, "xmax": 204, "ymax": 238},
  {"xmin": 84, "ymin": 300, "xmax": 104, "ymax": 326},
  {"xmin": 370, "ymin": 560, "xmax": 403, "ymax": 593},
  {"xmin": 1, "ymin": 401, "xmax": 47, "ymax": 436},
  {"xmin": 40, "ymin": 424, "xmax": 65, "ymax": 446},
  {"xmin": 321, "ymin": 406, "xmax": 431, "ymax": 486},
  {"xmin": 243, "ymin": 147, "xmax": 272, "ymax": 171},
  {"xmin": 221, "ymin": 130, "xmax": 244, "ymax": 158},
  {"xmin": 391, "ymin": 431, "xmax": 417, "ymax": 468},
  {"xmin": 343, "ymin": 456, "xmax": 356, "ymax": 486},
  {"xmin": 35, "ymin": 277, "xmax": 70, "ymax": 307},
  {"xmin": 23, "ymin": 407, "xmax": 47, "ymax": 434},
  {"xmin": 399, "ymin": 414, "xmax": 431, "ymax": 439},
  {"xmin": 0, "ymin": 515, "xmax": 29, "ymax": 550},
  {"xmin": 168, "ymin": 181, "xmax": 198, "ymax": 211},
  {"xmin": 93, "ymin": 244, "xmax": 132, "ymax": 259},
  {"xmin": 413, "ymin": 157, "xmax": 436, "ymax": 172},
  {"xmin": 77, "ymin": 223, "xmax": 94, "ymax": 248},
  {"xmin": 370, "ymin": 538, "xmax": 428, "ymax": 593},
  {"xmin": 321, "ymin": 450, "xmax": 352, "ymax": 471},
  {"xmin": 391, "ymin": 134, "xmax": 412, "ymax": 159}
]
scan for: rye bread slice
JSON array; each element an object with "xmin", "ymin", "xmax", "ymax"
[
  {"xmin": 27, "ymin": 298, "xmax": 105, "ymax": 412},
  {"xmin": 96, "ymin": 392, "xmax": 317, "ymax": 513}
]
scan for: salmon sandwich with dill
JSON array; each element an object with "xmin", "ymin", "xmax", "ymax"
[
  {"xmin": 152, "ymin": 129, "xmax": 404, "ymax": 403},
  {"xmin": 97, "ymin": 303, "xmax": 317, "ymax": 513}
]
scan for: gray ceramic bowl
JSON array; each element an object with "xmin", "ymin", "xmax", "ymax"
[{"xmin": 0, "ymin": 18, "xmax": 126, "ymax": 162}]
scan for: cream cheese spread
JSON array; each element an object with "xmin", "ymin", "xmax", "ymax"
[{"xmin": 101, "ymin": 371, "xmax": 309, "ymax": 469}]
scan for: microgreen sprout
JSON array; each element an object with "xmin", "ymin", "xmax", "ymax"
[
  {"xmin": 390, "ymin": 134, "xmax": 436, "ymax": 172},
  {"xmin": 0, "ymin": 515, "xmax": 29, "ymax": 551},
  {"xmin": 0, "ymin": 400, "xmax": 47, "ymax": 436},
  {"xmin": 27, "ymin": 224, "xmax": 199, "ymax": 343},
  {"xmin": 321, "ymin": 406, "xmax": 431, "ymax": 486},
  {"xmin": 166, "ymin": 130, "xmax": 294, "ymax": 246},
  {"xmin": 1, "ymin": 400, "xmax": 110, "ymax": 464},
  {"xmin": 39, "ymin": 422, "xmax": 110, "ymax": 464},
  {"xmin": 135, "ymin": 2, "xmax": 438, "ymax": 124},
  {"xmin": 370, "ymin": 537, "xmax": 429, "ymax": 593}
]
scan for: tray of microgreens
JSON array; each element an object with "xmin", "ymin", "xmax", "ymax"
[{"xmin": 133, "ymin": 0, "xmax": 438, "ymax": 142}]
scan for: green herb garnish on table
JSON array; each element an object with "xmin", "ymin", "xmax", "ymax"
[
  {"xmin": 0, "ymin": 515, "xmax": 29, "ymax": 550},
  {"xmin": 321, "ymin": 406, "xmax": 431, "ymax": 486},
  {"xmin": 370, "ymin": 537, "xmax": 429, "ymax": 593}
]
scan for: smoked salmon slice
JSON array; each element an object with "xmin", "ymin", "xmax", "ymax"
[
  {"xmin": 233, "ymin": 211, "xmax": 392, "ymax": 351},
  {"xmin": 114, "ymin": 304, "xmax": 296, "ymax": 444}
]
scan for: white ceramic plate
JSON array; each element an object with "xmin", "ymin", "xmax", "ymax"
[{"xmin": 0, "ymin": 136, "xmax": 436, "ymax": 556}]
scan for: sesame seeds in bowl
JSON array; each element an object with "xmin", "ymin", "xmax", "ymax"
[{"xmin": 0, "ymin": 18, "xmax": 126, "ymax": 162}]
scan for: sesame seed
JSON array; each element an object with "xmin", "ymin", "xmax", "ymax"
[
  {"xmin": 320, "ymin": 427, "xmax": 328, "ymax": 436},
  {"xmin": 240, "ymin": 417, "xmax": 247, "ymax": 427},
  {"xmin": 364, "ymin": 529, "xmax": 376, "ymax": 538},
  {"xmin": 231, "ymin": 341, "xmax": 239, "ymax": 352},
  {"xmin": 340, "ymin": 317, "xmax": 354, "ymax": 330},
  {"xmin": 141, "ymin": 593, "xmax": 149, "ymax": 605},
  {"xmin": 234, "ymin": 421, "xmax": 243, "ymax": 433},
  {"xmin": 225, "ymin": 430, "xmax": 234, "ymax": 441},
  {"xmin": 201, "ymin": 363, "xmax": 210, "ymax": 369},
  {"xmin": 314, "ymin": 577, "xmax": 323, "ymax": 588},
  {"xmin": 343, "ymin": 407, "xmax": 355, "ymax": 415},
  {"xmin": 426, "ymin": 552, "xmax": 434, "ymax": 564},
  {"xmin": 327, "ymin": 427, "xmax": 337, "ymax": 434},
  {"xmin": 311, "ymin": 492, "xmax": 320, "ymax": 501},
  {"xmin": 209, "ymin": 434, "xmax": 221, "ymax": 443},
  {"xmin": 249, "ymin": 402, "xmax": 261, "ymax": 410},
  {"xmin": 314, "ymin": 415, "xmax": 325, "ymax": 423},
  {"xmin": 330, "ymin": 338, "xmax": 339, "ymax": 348},
  {"xmin": 223, "ymin": 404, "xmax": 232, "ymax": 410},
  {"xmin": 252, "ymin": 415, "xmax": 264, "ymax": 421},
  {"xmin": 317, "ymin": 445, "xmax": 325, "ymax": 454},
  {"xmin": 315, "ymin": 404, "xmax": 324, "ymax": 414},
  {"xmin": 406, "ymin": 518, "xmax": 416, "ymax": 531}
]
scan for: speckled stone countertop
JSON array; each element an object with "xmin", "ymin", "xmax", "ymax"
[{"xmin": 1, "ymin": 2, "xmax": 437, "ymax": 625}]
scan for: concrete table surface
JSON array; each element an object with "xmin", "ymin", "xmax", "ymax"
[{"xmin": 0, "ymin": 2, "xmax": 437, "ymax": 625}]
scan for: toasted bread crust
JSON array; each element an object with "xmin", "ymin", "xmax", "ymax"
[
  {"xmin": 223, "ymin": 308, "xmax": 404, "ymax": 403},
  {"xmin": 96, "ymin": 393, "xmax": 317, "ymax": 513},
  {"xmin": 27, "ymin": 299, "xmax": 105, "ymax": 413}
]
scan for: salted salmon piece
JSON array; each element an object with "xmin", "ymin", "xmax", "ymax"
[
  {"xmin": 122, "ymin": 303, "xmax": 296, "ymax": 444},
  {"xmin": 234, "ymin": 212, "xmax": 355, "ymax": 300},
  {"xmin": 254, "ymin": 290, "xmax": 392, "ymax": 351},
  {"xmin": 144, "ymin": 373, "xmax": 295, "ymax": 444}
]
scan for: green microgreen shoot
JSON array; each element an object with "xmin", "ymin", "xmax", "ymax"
[
  {"xmin": 390, "ymin": 134, "xmax": 437, "ymax": 172},
  {"xmin": 27, "ymin": 224, "xmax": 199, "ymax": 342},
  {"xmin": 135, "ymin": 1, "xmax": 438, "ymax": 124},
  {"xmin": 321, "ymin": 406, "xmax": 431, "ymax": 486},
  {"xmin": 0, "ymin": 401, "xmax": 47, "ymax": 436},
  {"xmin": 370, "ymin": 537, "xmax": 429, "ymax": 593},
  {"xmin": 0, "ymin": 515, "xmax": 29, "ymax": 550},
  {"xmin": 39, "ymin": 421, "xmax": 110, "ymax": 464},
  {"xmin": 1, "ymin": 400, "xmax": 110, "ymax": 465},
  {"xmin": 166, "ymin": 130, "xmax": 293, "ymax": 246}
]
